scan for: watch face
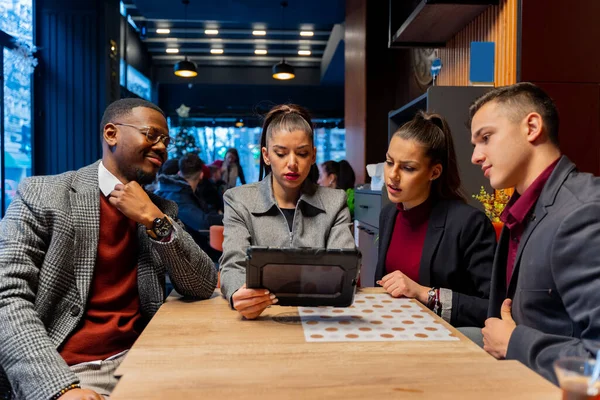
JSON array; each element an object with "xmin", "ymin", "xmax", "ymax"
[{"xmin": 153, "ymin": 217, "xmax": 173, "ymax": 238}]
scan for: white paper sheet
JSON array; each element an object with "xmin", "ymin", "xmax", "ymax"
[{"xmin": 298, "ymin": 293, "xmax": 460, "ymax": 342}]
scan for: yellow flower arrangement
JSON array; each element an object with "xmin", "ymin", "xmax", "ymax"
[{"xmin": 472, "ymin": 186, "xmax": 511, "ymax": 223}]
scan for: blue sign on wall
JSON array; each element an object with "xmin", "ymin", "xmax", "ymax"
[{"xmin": 470, "ymin": 42, "xmax": 495, "ymax": 85}]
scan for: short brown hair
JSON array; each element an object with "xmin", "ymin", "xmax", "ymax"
[{"xmin": 469, "ymin": 82, "xmax": 560, "ymax": 145}]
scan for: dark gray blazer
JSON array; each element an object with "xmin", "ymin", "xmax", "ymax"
[
  {"xmin": 219, "ymin": 175, "xmax": 356, "ymax": 303},
  {"xmin": 0, "ymin": 161, "xmax": 217, "ymax": 399},
  {"xmin": 489, "ymin": 156, "xmax": 600, "ymax": 384},
  {"xmin": 375, "ymin": 199, "xmax": 496, "ymax": 327}
]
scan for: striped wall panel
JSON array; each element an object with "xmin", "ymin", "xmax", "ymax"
[{"xmin": 437, "ymin": 0, "xmax": 518, "ymax": 87}]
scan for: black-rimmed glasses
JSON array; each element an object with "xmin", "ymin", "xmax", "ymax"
[{"xmin": 113, "ymin": 122, "xmax": 173, "ymax": 148}]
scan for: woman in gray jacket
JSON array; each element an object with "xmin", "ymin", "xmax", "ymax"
[{"xmin": 219, "ymin": 104, "xmax": 356, "ymax": 319}]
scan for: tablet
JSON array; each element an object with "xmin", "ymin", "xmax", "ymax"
[{"xmin": 245, "ymin": 246, "xmax": 361, "ymax": 307}]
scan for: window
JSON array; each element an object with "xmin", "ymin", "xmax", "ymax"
[
  {"xmin": 126, "ymin": 64, "xmax": 151, "ymax": 100},
  {"xmin": 120, "ymin": 58, "xmax": 126, "ymax": 87},
  {"xmin": 167, "ymin": 123, "xmax": 346, "ymax": 185},
  {"xmin": 1, "ymin": 0, "xmax": 34, "ymax": 215},
  {"xmin": 315, "ymin": 127, "xmax": 346, "ymax": 165}
]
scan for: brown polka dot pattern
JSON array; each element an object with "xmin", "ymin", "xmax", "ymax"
[{"xmin": 299, "ymin": 293, "xmax": 460, "ymax": 342}]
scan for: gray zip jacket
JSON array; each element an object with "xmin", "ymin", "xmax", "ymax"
[{"xmin": 219, "ymin": 174, "xmax": 356, "ymax": 303}]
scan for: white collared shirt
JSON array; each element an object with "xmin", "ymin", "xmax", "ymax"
[{"xmin": 98, "ymin": 161, "xmax": 123, "ymax": 197}]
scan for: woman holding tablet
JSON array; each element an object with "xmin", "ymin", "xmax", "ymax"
[
  {"xmin": 376, "ymin": 111, "xmax": 496, "ymax": 329},
  {"xmin": 219, "ymin": 104, "xmax": 356, "ymax": 319}
]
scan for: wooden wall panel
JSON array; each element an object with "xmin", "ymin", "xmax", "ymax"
[
  {"xmin": 520, "ymin": 0, "xmax": 600, "ymax": 176},
  {"xmin": 344, "ymin": 0, "xmax": 367, "ymax": 183},
  {"xmin": 437, "ymin": 0, "xmax": 518, "ymax": 87}
]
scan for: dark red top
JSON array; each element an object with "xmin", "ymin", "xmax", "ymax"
[
  {"xmin": 384, "ymin": 198, "xmax": 432, "ymax": 283},
  {"xmin": 60, "ymin": 194, "xmax": 142, "ymax": 365},
  {"xmin": 500, "ymin": 158, "xmax": 560, "ymax": 289}
]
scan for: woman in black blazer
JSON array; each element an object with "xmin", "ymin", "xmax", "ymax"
[{"xmin": 375, "ymin": 111, "xmax": 496, "ymax": 328}]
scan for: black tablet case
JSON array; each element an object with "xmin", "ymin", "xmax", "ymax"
[{"xmin": 246, "ymin": 246, "xmax": 361, "ymax": 307}]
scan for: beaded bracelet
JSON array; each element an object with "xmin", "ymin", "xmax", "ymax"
[{"xmin": 50, "ymin": 383, "xmax": 81, "ymax": 400}]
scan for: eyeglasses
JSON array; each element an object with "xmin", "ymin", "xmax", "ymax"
[{"xmin": 113, "ymin": 122, "xmax": 173, "ymax": 148}]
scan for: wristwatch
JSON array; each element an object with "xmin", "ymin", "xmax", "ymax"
[
  {"xmin": 426, "ymin": 287, "xmax": 437, "ymax": 309},
  {"xmin": 147, "ymin": 215, "xmax": 174, "ymax": 240}
]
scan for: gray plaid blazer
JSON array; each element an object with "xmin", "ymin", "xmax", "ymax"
[
  {"xmin": 219, "ymin": 174, "xmax": 356, "ymax": 303},
  {"xmin": 0, "ymin": 161, "xmax": 217, "ymax": 400}
]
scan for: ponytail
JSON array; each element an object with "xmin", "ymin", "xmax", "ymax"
[{"xmin": 393, "ymin": 111, "xmax": 466, "ymax": 202}]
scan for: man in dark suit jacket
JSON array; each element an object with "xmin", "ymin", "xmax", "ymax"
[
  {"xmin": 0, "ymin": 99, "xmax": 217, "ymax": 399},
  {"xmin": 470, "ymin": 82, "xmax": 600, "ymax": 384}
]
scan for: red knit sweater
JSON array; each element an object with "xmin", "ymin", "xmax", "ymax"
[{"xmin": 60, "ymin": 195, "xmax": 142, "ymax": 365}]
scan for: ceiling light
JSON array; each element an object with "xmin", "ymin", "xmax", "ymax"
[
  {"xmin": 252, "ymin": 30, "xmax": 266, "ymax": 36},
  {"xmin": 205, "ymin": 29, "xmax": 219, "ymax": 35},
  {"xmin": 174, "ymin": 0, "xmax": 197, "ymax": 78},
  {"xmin": 272, "ymin": 60, "xmax": 295, "ymax": 80},
  {"xmin": 254, "ymin": 49, "xmax": 268, "ymax": 55},
  {"xmin": 166, "ymin": 48, "xmax": 179, "ymax": 53},
  {"xmin": 210, "ymin": 48, "xmax": 224, "ymax": 54},
  {"xmin": 174, "ymin": 59, "xmax": 197, "ymax": 77},
  {"xmin": 272, "ymin": 1, "xmax": 295, "ymax": 81},
  {"xmin": 300, "ymin": 31, "xmax": 314, "ymax": 37},
  {"xmin": 298, "ymin": 50, "xmax": 311, "ymax": 56},
  {"xmin": 156, "ymin": 28, "xmax": 171, "ymax": 34}
]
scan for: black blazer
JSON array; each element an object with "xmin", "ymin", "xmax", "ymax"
[{"xmin": 375, "ymin": 198, "xmax": 496, "ymax": 327}]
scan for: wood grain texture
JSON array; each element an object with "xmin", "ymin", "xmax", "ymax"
[
  {"xmin": 111, "ymin": 289, "xmax": 560, "ymax": 399},
  {"xmin": 437, "ymin": 0, "xmax": 518, "ymax": 87},
  {"xmin": 344, "ymin": 0, "xmax": 367, "ymax": 183}
]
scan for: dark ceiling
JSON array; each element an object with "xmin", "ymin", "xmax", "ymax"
[{"xmin": 124, "ymin": 0, "xmax": 345, "ymax": 68}]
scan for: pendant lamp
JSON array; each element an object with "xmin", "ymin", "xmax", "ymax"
[
  {"xmin": 174, "ymin": 0, "xmax": 197, "ymax": 78},
  {"xmin": 272, "ymin": 1, "xmax": 295, "ymax": 80}
]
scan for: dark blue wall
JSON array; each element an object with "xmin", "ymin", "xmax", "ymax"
[
  {"xmin": 34, "ymin": 0, "xmax": 120, "ymax": 175},
  {"xmin": 158, "ymin": 83, "xmax": 344, "ymax": 124}
]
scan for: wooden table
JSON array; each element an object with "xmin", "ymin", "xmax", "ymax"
[{"xmin": 111, "ymin": 289, "xmax": 560, "ymax": 399}]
